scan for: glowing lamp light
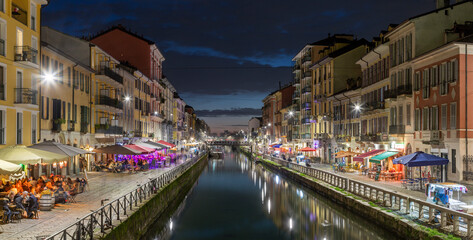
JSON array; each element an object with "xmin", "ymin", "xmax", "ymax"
[
  {"xmin": 354, "ymin": 104, "xmax": 361, "ymax": 111},
  {"xmin": 289, "ymin": 111, "xmax": 293, "ymax": 116},
  {"xmin": 124, "ymin": 96, "xmax": 131, "ymax": 101},
  {"xmin": 44, "ymin": 73, "xmax": 54, "ymax": 82}
]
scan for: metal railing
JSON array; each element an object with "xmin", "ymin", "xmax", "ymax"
[
  {"xmin": 97, "ymin": 66, "xmax": 123, "ymax": 84},
  {"xmin": 14, "ymin": 88, "xmax": 37, "ymax": 104},
  {"xmin": 14, "ymin": 46, "xmax": 38, "ymax": 64},
  {"xmin": 46, "ymin": 152, "xmax": 207, "ymax": 240},
  {"xmin": 95, "ymin": 95, "xmax": 123, "ymax": 109},
  {"xmin": 259, "ymin": 155, "xmax": 473, "ymax": 238},
  {"xmin": 12, "ymin": 3, "xmax": 27, "ymax": 26}
]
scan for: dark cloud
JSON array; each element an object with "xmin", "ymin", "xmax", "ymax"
[{"xmin": 195, "ymin": 108, "xmax": 261, "ymax": 117}]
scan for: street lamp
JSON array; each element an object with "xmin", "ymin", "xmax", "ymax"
[
  {"xmin": 124, "ymin": 96, "xmax": 131, "ymax": 102},
  {"xmin": 354, "ymin": 104, "xmax": 361, "ymax": 112}
]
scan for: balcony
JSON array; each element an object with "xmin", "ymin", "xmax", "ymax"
[
  {"xmin": 302, "ymin": 55, "xmax": 311, "ymax": 63},
  {"xmin": 151, "ymin": 112, "xmax": 165, "ymax": 122},
  {"xmin": 293, "ymin": 65, "xmax": 301, "ymax": 73},
  {"xmin": 96, "ymin": 95, "xmax": 123, "ymax": 110},
  {"xmin": 134, "ymin": 130, "xmax": 143, "ymax": 137},
  {"xmin": 302, "ymin": 102, "xmax": 311, "ymax": 110},
  {"xmin": 360, "ymin": 134, "xmax": 388, "ymax": 142},
  {"xmin": 14, "ymin": 46, "xmax": 38, "ymax": 68},
  {"xmin": 384, "ymin": 84, "xmax": 412, "ymax": 99},
  {"xmin": 422, "ymin": 130, "xmax": 443, "ymax": 144},
  {"xmin": 150, "ymin": 93, "xmax": 156, "ymax": 99},
  {"xmin": 292, "ymin": 134, "xmax": 300, "ymax": 139},
  {"xmin": 293, "ymin": 105, "xmax": 301, "ymax": 112},
  {"xmin": 12, "ymin": 3, "xmax": 27, "ymax": 26},
  {"xmin": 301, "ymin": 117, "xmax": 311, "ymax": 124},
  {"xmin": 389, "ymin": 125, "xmax": 405, "ymax": 134},
  {"xmin": 293, "ymin": 92, "xmax": 300, "ymax": 100},
  {"xmin": 365, "ymin": 101, "xmax": 385, "ymax": 111},
  {"xmin": 14, "ymin": 88, "xmax": 37, "ymax": 105},
  {"xmin": 80, "ymin": 122, "xmax": 88, "ymax": 134},
  {"xmin": 303, "ymin": 71, "xmax": 312, "ymax": 79},
  {"xmin": 141, "ymin": 111, "xmax": 150, "ymax": 116},
  {"xmin": 95, "ymin": 125, "xmax": 123, "ymax": 135},
  {"xmin": 97, "ymin": 66, "xmax": 123, "ymax": 85},
  {"xmin": 301, "ymin": 133, "xmax": 311, "ymax": 139},
  {"xmin": 67, "ymin": 121, "xmax": 75, "ymax": 131},
  {"xmin": 315, "ymin": 133, "xmax": 329, "ymax": 140},
  {"xmin": 315, "ymin": 94, "xmax": 326, "ymax": 102},
  {"xmin": 302, "ymin": 87, "xmax": 311, "ymax": 94},
  {"xmin": 336, "ymin": 135, "xmax": 351, "ymax": 142},
  {"xmin": 52, "ymin": 121, "xmax": 62, "ymax": 132}
]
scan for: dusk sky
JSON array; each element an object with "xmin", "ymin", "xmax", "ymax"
[{"xmin": 43, "ymin": 0, "xmax": 433, "ymax": 133}]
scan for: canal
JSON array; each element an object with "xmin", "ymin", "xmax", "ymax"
[{"xmin": 143, "ymin": 147, "xmax": 396, "ymax": 240}]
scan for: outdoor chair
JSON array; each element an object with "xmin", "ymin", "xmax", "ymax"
[{"xmin": 10, "ymin": 210, "xmax": 21, "ymax": 223}]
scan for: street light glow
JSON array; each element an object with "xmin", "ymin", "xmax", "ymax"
[
  {"xmin": 354, "ymin": 104, "xmax": 361, "ymax": 111},
  {"xmin": 289, "ymin": 111, "xmax": 293, "ymax": 116},
  {"xmin": 268, "ymin": 123, "xmax": 271, "ymax": 127},
  {"xmin": 124, "ymin": 96, "xmax": 131, "ymax": 101},
  {"xmin": 44, "ymin": 73, "xmax": 54, "ymax": 82}
]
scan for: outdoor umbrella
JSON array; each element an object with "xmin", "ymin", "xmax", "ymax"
[
  {"xmin": 28, "ymin": 140, "xmax": 92, "ymax": 157},
  {"xmin": 271, "ymin": 144, "xmax": 282, "ymax": 148},
  {"xmin": 299, "ymin": 147, "xmax": 317, "ymax": 152},
  {"xmin": 393, "ymin": 151, "xmax": 448, "ymax": 167},
  {"xmin": 93, "ymin": 145, "xmax": 142, "ymax": 155},
  {"xmin": 0, "ymin": 159, "xmax": 24, "ymax": 180},
  {"xmin": 0, "ymin": 145, "xmax": 68, "ymax": 164}
]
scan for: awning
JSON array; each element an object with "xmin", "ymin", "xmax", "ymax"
[
  {"xmin": 370, "ymin": 151, "xmax": 399, "ymax": 161},
  {"xmin": 334, "ymin": 151, "xmax": 357, "ymax": 158},
  {"xmin": 93, "ymin": 145, "xmax": 142, "ymax": 155},
  {"xmin": 135, "ymin": 141, "xmax": 165, "ymax": 150},
  {"xmin": 299, "ymin": 147, "xmax": 316, "ymax": 152},
  {"xmin": 29, "ymin": 141, "xmax": 92, "ymax": 157},
  {"xmin": 0, "ymin": 145, "xmax": 68, "ymax": 164},
  {"xmin": 353, "ymin": 149, "xmax": 385, "ymax": 162},
  {"xmin": 158, "ymin": 140, "xmax": 176, "ymax": 148},
  {"xmin": 124, "ymin": 144, "xmax": 155, "ymax": 154},
  {"xmin": 271, "ymin": 144, "xmax": 282, "ymax": 148}
]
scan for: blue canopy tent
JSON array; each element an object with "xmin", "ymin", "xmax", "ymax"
[
  {"xmin": 271, "ymin": 144, "xmax": 282, "ymax": 149},
  {"xmin": 393, "ymin": 151, "xmax": 448, "ymax": 186},
  {"xmin": 393, "ymin": 151, "xmax": 448, "ymax": 167}
]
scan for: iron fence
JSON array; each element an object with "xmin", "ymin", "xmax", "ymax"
[{"xmin": 45, "ymin": 152, "xmax": 206, "ymax": 240}]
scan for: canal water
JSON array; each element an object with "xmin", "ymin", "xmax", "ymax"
[{"xmin": 143, "ymin": 147, "xmax": 396, "ymax": 240}]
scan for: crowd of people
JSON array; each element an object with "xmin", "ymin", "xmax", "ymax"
[{"xmin": 0, "ymin": 174, "xmax": 87, "ymax": 224}]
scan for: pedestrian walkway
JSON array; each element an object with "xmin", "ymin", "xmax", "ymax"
[
  {"xmin": 0, "ymin": 164, "xmax": 180, "ymax": 240},
  {"xmin": 307, "ymin": 162, "xmax": 473, "ymax": 204}
]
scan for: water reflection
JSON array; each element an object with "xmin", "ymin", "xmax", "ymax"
[{"xmin": 144, "ymin": 148, "xmax": 395, "ymax": 240}]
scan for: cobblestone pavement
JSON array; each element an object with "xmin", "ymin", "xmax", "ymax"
[
  {"xmin": 0, "ymin": 164, "xmax": 179, "ymax": 240},
  {"xmin": 308, "ymin": 163, "xmax": 473, "ymax": 204}
]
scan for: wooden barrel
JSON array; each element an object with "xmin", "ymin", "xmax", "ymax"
[{"xmin": 39, "ymin": 194, "xmax": 54, "ymax": 211}]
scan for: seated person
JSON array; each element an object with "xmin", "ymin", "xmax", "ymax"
[
  {"xmin": 26, "ymin": 192, "xmax": 38, "ymax": 218},
  {"xmin": 2, "ymin": 201, "xmax": 12, "ymax": 222}
]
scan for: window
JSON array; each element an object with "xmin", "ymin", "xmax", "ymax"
[
  {"xmin": 406, "ymin": 104, "xmax": 411, "ymax": 125},
  {"xmin": 85, "ymin": 75, "xmax": 89, "ymax": 93},
  {"xmin": 390, "ymin": 107, "xmax": 397, "ymax": 126},
  {"xmin": 451, "ymin": 59, "xmax": 458, "ymax": 82},
  {"xmin": 80, "ymin": 73, "xmax": 84, "ymax": 91},
  {"xmin": 67, "ymin": 102, "xmax": 71, "ymax": 121},
  {"xmin": 0, "ymin": 65, "xmax": 4, "ymax": 100},
  {"xmin": 0, "ymin": 0, "xmax": 4, "ymax": 13},
  {"xmin": 431, "ymin": 106, "xmax": 438, "ymax": 130},
  {"xmin": 415, "ymin": 109, "xmax": 421, "ymax": 131},
  {"xmin": 405, "ymin": 68, "xmax": 412, "ymax": 87},
  {"xmin": 0, "ymin": 19, "xmax": 6, "ymax": 56},
  {"xmin": 16, "ymin": 112, "xmax": 22, "ymax": 144},
  {"xmin": 30, "ymin": 3, "xmax": 37, "ymax": 31},
  {"xmin": 450, "ymin": 103, "xmax": 456, "ymax": 129},
  {"xmin": 0, "ymin": 110, "xmax": 4, "ymax": 144},
  {"xmin": 59, "ymin": 63, "xmax": 63, "ymax": 84},
  {"xmin": 67, "ymin": 67, "xmax": 71, "ymax": 86},
  {"xmin": 431, "ymin": 66, "xmax": 438, "ymax": 87},
  {"xmin": 31, "ymin": 114, "xmax": 36, "ymax": 144},
  {"xmin": 440, "ymin": 63, "xmax": 448, "ymax": 95},
  {"xmin": 441, "ymin": 105, "xmax": 447, "ymax": 130},
  {"xmin": 452, "ymin": 149, "xmax": 456, "ymax": 173},
  {"xmin": 422, "ymin": 108, "xmax": 429, "ymax": 130},
  {"xmin": 422, "ymin": 69, "xmax": 430, "ymax": 99},
  {"xmin": 399, "ymin": 105, "xmax": 403, "ymax": 125},
  {"xmin": 414, "ymin": 72, "xmax": 421, "ymax": 91}
]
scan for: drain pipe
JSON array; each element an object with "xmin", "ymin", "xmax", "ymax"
[{"xmin": 465, "ymin": 43, "xmax": 468, "ymax": 178}]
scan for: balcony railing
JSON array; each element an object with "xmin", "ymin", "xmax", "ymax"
[
  {"xmin": 302, "ymin": 87, "xmax": 311, "ymax": 94},
  {"xmin": 293, "ymin": 105, "xmax": 301, "ymax": 112},
  {"xmin": 360, "ymin": 134, "xmax": 388, "ymax": 142},
  {"xmin": 97, "ymin": 66, "xmax": 123, "ymax": 84},
  {"xmin": 14, "ymin": 46, "xmax": 38, "ymax": 65},
  {"xmin": 389, "ymin": 125, "xmax": 405, "ymax": 134},
  {"xmin": 293, "ymin": 92, "xmax": 300, "ymax": 99},
  {"xmin": 293, "ymin": 77, "xmax": 300, "ymax": 84},
  {"xmin": 292, "ymin": 134, "xmax": 300, "ymax": 139},
  {"xmin": 303, "ymin": 55, "xmax": 311, "ymax": 63},
  {"xmin": 422, "ymin": 130, "xmax": 442, "ymax": 144},
  {"xmin": 95, "ymin": 125, "xmax": 123, "ymax": 135},
  {"xmin": 96, "ymin": 95, "xmax": 123, "ymax": 109},
  {"xmin": 293, "ymin": 65, "xmax": 301, "ymax": 72},
  {"xmin": 302, "ymin": 102, "xmax": 311, "ymax": 110},
  {"xmin": 12, "ymin": 3, "xmax": 27, "ymax": 26},
  {"xmin": 384, "ymin": 84, "xmax": 412, "ymax": 99},
  {"xmin": 303, "ymin": 71, "xmax": 311, "ymax": 78},
  {"xmin": 365, "ymin": 101, "xmax": 385, "ymax": 111},
  {"xmin": 67, "ymin": 121, "xmax": 75, "ymax": 131},
  {"xmin": 301, "ymin": 133, "xmax": 311, "ymax": 139},
  {"xmin": 315, "ymin": 133, "xmax": 329, "ymax": 140},
  {"xmin": 80, "ymin": 122, "xmax": 88, "ymax": 134},
  {"xmin": 14, "ymin": 88, "xmax": 37, "ymax": 105},
  {"xmin": 52, "ymin": 122, "xmax": 62, "ymax": 132},
  {"xmin": 336, "ymin": 135, "xmax": 351, "ymax": 142},
  {"xmin": 134, "ymin": 130, "xmax": 143, "ymax": 137},
  {"xmin": 315, "ymin": 94, "xmax": 326, "ymax": 101},
  {"xmin": 301, "ymin": 117, "xmax": 311, "ymax": 124}
]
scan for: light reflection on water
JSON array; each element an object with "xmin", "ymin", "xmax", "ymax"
[{"xmin": 143, "ymin": 148, "xmax": 396, "ymax": 240}]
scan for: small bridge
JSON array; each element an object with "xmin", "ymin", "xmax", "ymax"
[{"xmin": 207, "ymin": 141, "xmax": 249, "ymax": 146}]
